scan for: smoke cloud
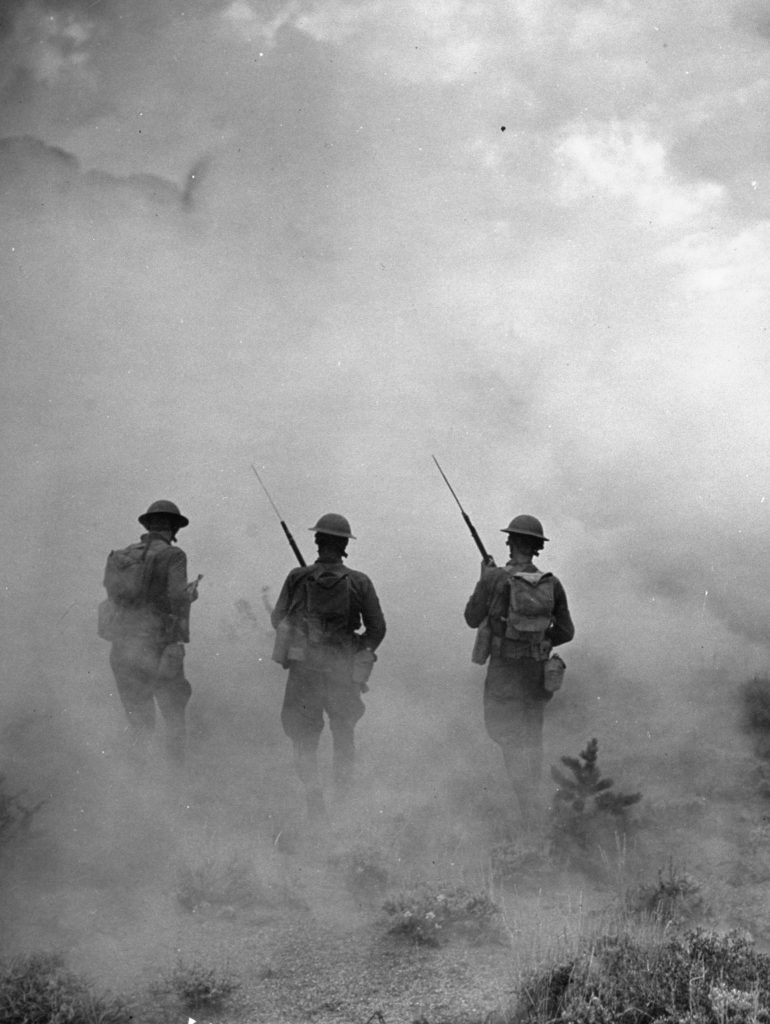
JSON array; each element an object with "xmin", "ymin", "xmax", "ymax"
[{"xmin": 2, "ymin": 0, "xmax": 770, "ymax": 979}]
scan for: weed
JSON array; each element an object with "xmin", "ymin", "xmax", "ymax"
[
  {"xmin": 176, "ymin": 851, "xmax": 266, "ymax": 912},
  {"xmin": 0, "ymin": 951, "xmax": 134, "ymax": 1023},
  {"xmin": 383, "ymin": 884, "xmax": 507, "ymax": 948},
  {"xmin": 0, "ymin": 773, "xmax": 44, "ymax": 849},
  {"xmin": 158, "ymin": 957, "xmax": 241, "ymax": 1014},
  {"xmin": 511, "ymin": 928, "xmax": 770, "ymax": 1024},
  {"xmin": 329, "ymin": 844, "xmax": 390, "ymax": 899},
  {"xmin": 549, "ymin": 738, "xmax": 641, "ymax": 869},
  {"xmin": 488, "ymin": 831, "xmax": 548, "ymax": 888},
  {"xmin": 627, "ymin": 860, "xmax": 708, "ymax": 927}
]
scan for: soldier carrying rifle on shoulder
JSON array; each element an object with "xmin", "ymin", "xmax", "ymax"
[
  {"xmin": 253, "ymin": 470, "xmax": 386, "ymax": 824},
  {"xmin": 433, "ymin": 458, "xmax": 574, "ymax": 832}
]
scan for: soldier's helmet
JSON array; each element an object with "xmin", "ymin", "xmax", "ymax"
[
  {"xmin": 309, "ymin": 513, "xmax": 356, "ymax": 539},
  {"xmin": 501, "ymin": 514, "xmax": 549, "ymax": 541},
  {"xmin": 138, "ymin": 499, "xmax": 190, "ymax": 529}
]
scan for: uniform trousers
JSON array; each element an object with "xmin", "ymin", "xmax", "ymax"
[
  {"xmin": 483, "ymin": 654, "xmax": 550, "ymax": 823},
  {"xmin": 281, "ymin": 648, "xmax": 365, "ymax": 794},
  {"xmin": 109, "ymin": 636, "xmax": 191, "ymax": 763}
]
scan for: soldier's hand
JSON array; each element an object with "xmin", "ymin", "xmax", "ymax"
[{"xmin": 480, "ymin": 556, "xmax": 496, "ymax": 577}]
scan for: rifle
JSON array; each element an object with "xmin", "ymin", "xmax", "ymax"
[
  {"xmin": 251, "ymin": 465, "xmax": 306, "ymax": 567},
  {"xmin": 432, "ymin": 456, "xmax": 492, "ymax": 564}
]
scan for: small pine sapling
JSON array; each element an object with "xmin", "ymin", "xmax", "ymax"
[{"xmin": 550, "ymin": 738, "xmax": 641, "ymax": 862}]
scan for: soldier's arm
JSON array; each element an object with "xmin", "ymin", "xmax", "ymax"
[
  {"xmin": 166, "ymin": 548, "xmax": 191, "ymax": 618},
  {"xmin": 270, "ymin": 573, "xmax": 295, "ymax": 630},
  {"xmin": 464, "ymin": 575, "xmax": 491, "ymax": 628},
  {"xmin": 358, "ymin": 578, "xmax": 386, "ymax": 651},
  {"xmin": 547, "ymin": 579, "xmax": 575, "ymax": 647}
]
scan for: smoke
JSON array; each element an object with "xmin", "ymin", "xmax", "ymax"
[{"xmin": 2, "ymin": 0, "xmax": 770, "ymax": 978}]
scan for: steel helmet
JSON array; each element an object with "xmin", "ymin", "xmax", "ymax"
[
  {"xmin": 138, "ymin": 499, "xmax": 189, "ymax": 529},
  {"xmin": 309, "ymin": 513, "xmax": 356, "ymax": 539},
  {"xmin": 501, "ymin": 514, "xmax": 549, "ymax": 541}
]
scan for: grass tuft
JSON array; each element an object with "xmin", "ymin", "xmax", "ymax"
[
  {"xmin": 0, "ymin": 951, "xmax": 134, "ymax": 1024},
  {"xmin": 157, "ymin": 957, "xmax": 241, "ymax": 1014},
  {"xmin": 383, "ymin": 884, "xmax": 508, "ymax": 947},
  {"xmin": 510, "ymin": 928, "xmax": 770, "ymax": 1024},
  {"xmin": 176, "ymin": 850, "xmax": 267, "ymax": 912}
]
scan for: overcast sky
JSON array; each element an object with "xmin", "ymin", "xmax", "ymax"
[{"xmin": 2, "ymin": 0, "xmax": 770, "ymax": 732}]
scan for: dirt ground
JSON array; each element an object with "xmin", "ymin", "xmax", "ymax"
[{"xmin": 2, "ymin": 671, "xmax": 770, "ymax": 1024}]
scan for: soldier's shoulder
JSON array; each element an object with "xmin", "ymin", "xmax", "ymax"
[
  {"xmin": 346, "ymin": 566, "xmax": 375, "ymax": 587},
  {"xmin": 154, "ymin": 541, "xmax": 185, "ymax": 562}
]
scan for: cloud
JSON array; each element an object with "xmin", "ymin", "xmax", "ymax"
[
  {"xmin": 0, "ymin": 1, "xmax": 95, "ymax": 87},
  {"xmin": 220, "ymin": 0, "xmax": 301, "ymax": 48},
  {"xmin": 555, "ymin": 121, "xmax": 724, "ymax": 228},
  {"xmin": 3, "ymin": 0, "xmax": 770, "ymax": 773}
]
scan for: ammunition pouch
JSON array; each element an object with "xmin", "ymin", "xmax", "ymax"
[{"xmin": 492, "ymin": 635, "xmax": 552, "ymax": 662}]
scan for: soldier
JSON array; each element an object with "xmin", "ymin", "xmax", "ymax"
[
  {"xmin": 271, "ymin": 514, "xmax": 386, "ymax": 822},
  {"xmin": 464, "ymin": 515, "xmax": 574, "ymax": 829},
  {"xmin": 101, "ymin": 500, "xmax": 199, "ymax": 766}
]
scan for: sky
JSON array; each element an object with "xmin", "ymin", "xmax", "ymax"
[{"xmin": 2, "ymin": 0, "xmax": 770, "ymax": 774}]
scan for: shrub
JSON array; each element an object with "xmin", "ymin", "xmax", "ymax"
[
  {"xmin": 383, "ymin": 885, "xmax": 507, "ymax": 947},
  {"xmin": 627, "ymin": 861, "xmax": 708, "ymax": 928},
  {"xmin": 512, "ymin": 929, "xmax": 770, "ymax": 1024},
  {"xmin": 0, "ymin": 951, "xmax": 134, "ymax": 1024}
]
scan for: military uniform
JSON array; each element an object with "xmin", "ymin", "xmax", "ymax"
[
  {"xmin": 464, "ymin": 520, "xmax": 574, "ymax": 825},
  {"xmin": 271, "ymin": 516, "xmax": 385, "ymax": 814},
  {"xmin": 107, "ymin": 502, "xmax": 196, "ymax": 764}
]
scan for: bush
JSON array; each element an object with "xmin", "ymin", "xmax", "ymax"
[
  {"xmin": 383, "ymin": 885, "xmax": 507, "ymax": 948},
  {"xmin": 512, "ymin": 929, "xmax": 770, "ymax": 1024},
  {"xmin": 0, "ymin": 951, "xmax": 134, "ymax": 1024},
  {"xmin": 627, "ymin": 861, "xmax": 708, "ymax": 928}
]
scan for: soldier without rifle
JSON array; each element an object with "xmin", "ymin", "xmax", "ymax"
[{"xmin": 99, "ymin": 500, "xmax": 200, "ymax": 766}]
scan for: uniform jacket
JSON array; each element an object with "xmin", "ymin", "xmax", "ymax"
[
  {"xmin": 271, "ymin": 555, "xmax": 386, "ymax": 651},
  {"xmin": 116, "ymin": 532, "xmax": 194, "ymax": 644},
  {"xmin": 464, "ymin": 558, "xmax": 574, "ymax": 649}
]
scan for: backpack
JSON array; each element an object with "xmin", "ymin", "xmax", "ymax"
[
  {"xmin": 295, "ymin": 566, "xmax": 352, "ymax": 647},
  {"xmin": 504, "ymin": 570, "xmax": 555, "ymax": 651},
  {"xmin": 102, "ymin": 542, "xmax": 154, "ymax": 607}
]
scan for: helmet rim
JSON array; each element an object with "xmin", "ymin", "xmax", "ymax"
[{"xmin": 138, "ymin": 500, "xmax": 189, "ymax": 529}]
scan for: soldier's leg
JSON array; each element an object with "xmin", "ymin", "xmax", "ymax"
[
  {"xmin": 109, "ymin": 638, "xmax": 157, "ymax": 758},
  {"xmin": 281, "ymin": 664, "xmax": 326, "ymax": 819},
  {"xmin": 325, "ymin": 657, "xmax": 366, "ymax": 797},
  {"xmin": 484, "ymin": 658, "xmax": 546, "ymax": 828},
  {"xmin": 155, "ymin": 643, "xmax": 192, "ymax": 765}
]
